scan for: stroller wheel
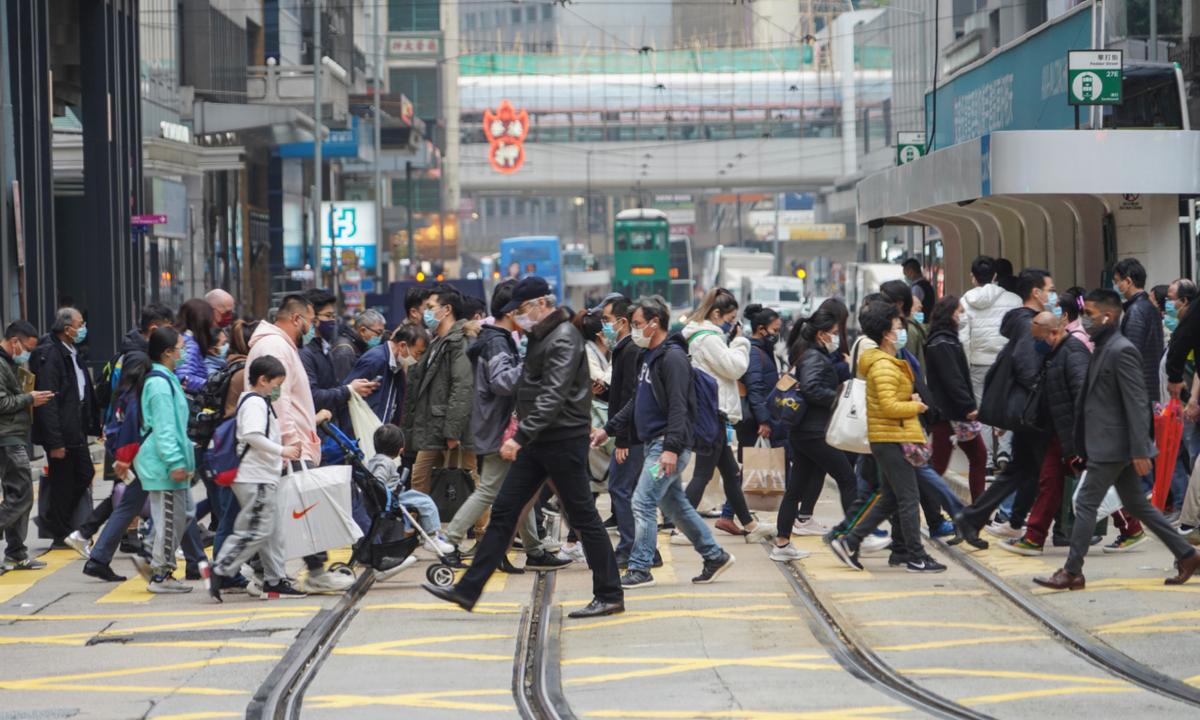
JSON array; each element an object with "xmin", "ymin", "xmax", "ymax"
[
  {"xmin": 426, "ymin": 564, "xmax": 456, "ymax": 588},
  {"xmin": 328, "ymin": 562, "xmax": 355, "ymax": 577}
]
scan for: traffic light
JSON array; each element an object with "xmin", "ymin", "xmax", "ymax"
[
  {"xmin": 795, "ymin": 268, "xmax": 807, "ymax": 279},
  {"xmin": 792, "ymin": 260, "xmax": 807, "ymax": 280},
  {"xmin": 416, "ymin": 271, "xmax": 426, "ymax": 282}
]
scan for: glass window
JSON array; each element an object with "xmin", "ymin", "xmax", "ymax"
[
  {"xmin": 484, "ymin": 198, "xmax": 495, "ymax": 217},
  {"xmin": 465, "ymin": 13, "xmax": 475, "ymax": 30},
  {"xmin": 500, "ymin": 199, "xmax": 511, "ymax": 216},
  {"xmin": 542, "ymin": 4, "xmax": 554, "ymax": 20},
  {"xmin": 511, "ymin": 8, "xmax": 521, "ymax": 23},
  {"xmin": 389, "ymin": 68, "xmax": 440, "ymax": 120},
  {"xmin": 526, "ymin": 6, "xmax": 537, "ymax": 21},
  {"xmin": 388, "ymin": 0, "xmax": 439, "ymax": 32}
]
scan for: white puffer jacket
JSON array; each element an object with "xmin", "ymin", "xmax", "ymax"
[
  {"xmin": 958, "ymin": 283, "xmax": 1022, "ymax": 366},
  {"xmin": 681, "ymin": 321, "xmax": 750, "ymax": 422}
]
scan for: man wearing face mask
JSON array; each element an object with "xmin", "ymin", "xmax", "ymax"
[
  {"xmin": 299, "ymin": 289, "xmax": 377, "ymax": 438},
  {"xmin": 0, "ymin": 322, "xmax": 54, "ymax": 572},
  {"xmin": 404, "ymin": 286, "xmax": 477, "ymax": 496},
  {"xmin": 1036, "ymin": 290, "xmax": 1200, "ymax": 590},
  {"xmin": 1113, "ymin": 259, "xmax": 1164, "ymax": 404},
  {"xmin": 424, "ymin": 276, "xmax": 624, "ymax": 618},
  {"xmin": 953, "ymin": 268, "xmax": 1056, "ymax": 548},
  {"xmin": 32, "ymin": 307, "xmax": 101, "ymax": 546},
  {"xmin": 330, "ymin": 309, "xmax": 387, "ymax": 381},
  {"xmin": 247, "ymin": 295, "xmax": 343, "ymax": 592},
  {"xmin": 601, "ymin": 293, "xmax": 641, "ymax": 564},
  {"xmin": 902, "ymin": 258, "xmax": 937, "ymax": 311},
  {"xmin": 343, "ymin": 324, "xmax": 427, "ymax": 426},
  {"xmin": 205, "ymin": 289, "xmax": 236, "ymax": 330}
]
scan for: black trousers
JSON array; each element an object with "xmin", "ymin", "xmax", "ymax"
[
  {"xmin": 37, "ymin": 445, "xmax": 94, "ymax": 540},
  {"xmin": 685, "ymin": 442, "xmax": 753, "ymax": 525},
  {"xmin": 781, "ymin": 435, "xmax": 856, "ymax": 536},
  {"xmin": 457, "ymin": 435, "xmax": 622, "ymax": 604},
  {"xmin": 960, "ymin": 430, "xmax": 1046, "ymax": 531}
]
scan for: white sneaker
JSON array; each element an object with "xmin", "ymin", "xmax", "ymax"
[
  {"xmin": 147, "ymin": 575, "xmax": 192, "ymax": 594},
  {"xmin": 65, "ymin": 531, "xmax": 92, "ymax": 559},
  {"xmin": 376, "ymin": 555, "xmax": 419, "ymax": 582},
  {"xmin": 746, "ymin": 524, "xmax": 777, "ymax": 543},
  {"xmin": 859, "ymin": 534, "xmax": 893, "ymax": 555},
  {"xmin": 303, "ymin": 568, "xmax": 355, "ymax": 593},
  {"xmin": 985, "ymin": 521, "xmax": 1023, "ymax": 539},
  {"xmin": 669, "ymin": 530, "xmax": 691, "ymax": 546},
  {"xmin": 792, "ymin": 518, "xmax": 829, "ymax": 536},
  {"xmin": 556, "ymin": 543, "xmax": 586, "ymax": 563},
  {"xmin": 424, "ymin": 534, "xmax": 456, "ymax": 556},
  {"xmin": 769, "ymin": 543, "xmax": 810, "ymax": 562}
]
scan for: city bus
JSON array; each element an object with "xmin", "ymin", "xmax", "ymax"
[
  {"xmin": 499, "ymin": 236, "xmax": 563, "ymax": 302},
  {"xmin": 612, "ymin": 208, "xmax": 671, "ymax": 301}
]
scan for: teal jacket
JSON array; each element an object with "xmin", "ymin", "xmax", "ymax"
[{"xmin": 134, "ymin": 365, "xmax": 195, "ymax": 491}]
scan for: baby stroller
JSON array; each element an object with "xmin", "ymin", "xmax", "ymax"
[{"xmin": 318, "ymin": 422, "xmax": 456, "ymax": 587}]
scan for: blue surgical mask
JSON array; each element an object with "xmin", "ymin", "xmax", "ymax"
[
  {"xmin": 216, "ymin": 344, "xmax": 229, "ymax": 359},
  {"xmin": 73, "ymin": 325, "xmax": 88, "ymax": 344},
  {"xmin": 1052, "ymin": 304, "xmax": 1063, "ymax": 319},
  {"xmin": 366, "ymin": 335, "xmax": 383, "ymax": 349},
  {"xmin": 1046, "ymin": 291, "xmax": 1059, "ymax": 311},
  {"xmin": 895, "ymin": 329, "xmax": 908, "ymax": 348},
  {"xmin": 1034, "ymin": 339, "xmax": 1053, "ymax": 356},
  {"xmin": 1166, "ymin": 300, "xmax": 1178, "ymax": 318},
  {"xmin": 720, "ymin": 321, "xmax": 733, "ymax": 333},
  {"xmin": 913, "ymin": 312, "xmax": 925, "ymax": 324},
  {"xmin": 602, "ymin": 321, "xmax": 617, "ymax": 345},
  {"xmin": 1166, "ymin": 316, "xmax": 1180, "ymax": 332},
  {"xmin": 13, "ymin": 350, "xmax": 30, "ymax": 365},
  {"xmin": 423, "ymin": 308, "xmax": 440, "ymax": 330},
  {"xmin": 301, "ymin": 322, "xmax": 316, "ymax": 346}
]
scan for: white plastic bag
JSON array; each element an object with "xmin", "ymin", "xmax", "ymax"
[
  {"xmin": 276, "ymin": 461, "xmax": 363, "ymax": 559},
  {"xmin": 347, "ymin": 392, "xmax": 382, "ymax": 459},
  {"xmin": 1072, "ymin": 469, "xmax": 1124, "ymax": 519}
]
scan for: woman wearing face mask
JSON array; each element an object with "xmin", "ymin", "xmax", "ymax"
[
  {"xmin": 205, "ymin": 328, "xmax": 229, "ymax": 377},
  {"xmin": 739, "ymin": 304, "xmax": 784, "ymax": 456},
  {"xmin": 924, "ymin": 296, "xmax": 988, "ymax": 502},
  {"xmin": 769, "ymin": 306, "xmax": 861, "ymax": 559},
  {"xmin": 680, "ymin": 288, "xmax": 770, "ymax": 539},
  {"xmin": 174, "ymin": 299, "xmax": 216, "ymax": 393},
  {"xmin": 575, "ymin": 309, "xmax": 612, "ymax": 397}
]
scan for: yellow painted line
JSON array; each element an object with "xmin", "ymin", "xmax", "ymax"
[
  {"xmin": 1187, "ymin": 673, "xmax": 1200, "ymax": 686},
  {"xmin": 584, "ymin": 707, "xmax": 906, "ymax": 720},
  {"xmin": 0, "ymin": 613, "xmax": 311, "ymax": 648},
  {"xmin": 334, "ymin": 648, "xmax": 512, "ymax": 661},
  {"xmin": 305, "ymin": 688, "xmax": 513, "ymax": 712},
  {"xmin": 0, "ymin": 550, "xmax": 78, "ymax": 603},
  {"xmin": 558, "ymin": 592, "xmax": 789, "ymax": 607},
  {"xmin": 903, "ymin": 667, "xmax": 1124, "ymax": 686},
  {"xmin": 831, "ymin": 590, "xmax": 987, "ymax": 605},
  {"xmin": 1037, "ymin": 577, "xmax": 1200, "ymax": 595},
  {"xmin": 1096, "ymin": 625, "xmax": 1200, "ymax": 637},
  {"xmin": 135, "ymin": 640, "xmax": 289, "ymax": 651},
  {"xmin": 96, "ymin": 574, "xmax": 157, "ymax": 604},
  {"xmin": 875, "ymin": 635, "xmax": 1046, "ymax": 653},
  {"xmin": 334, "ymin": 632, "xmax": 512, "ymax": 654},
  {"xmin": 1095, "ymin": 608, "xmax": 1200, "ymax": 633},
  {"xmin": 361, "ymin": 601, "xmax": 520, "ymax": 616},
  {"xmin": 794, "ymin": 536, "xmax": 873, "ymax": 581},
  {"xmin": 152, "ymin": 713, "xmax": 242, "ymax": 720},
  {"xmin": 563, "ymin": 653, "xmax": 827, "ymax": 667},
  {"xmin": 563, "ymin": 605, "xmax": 797, "ymax": 632},
  {"xmin": 564, "ymin": 655, "xmax": 841, "ymax": 687},
  {"xmin": 0, "ymin": 654, "xmax": 279, "ymax": 690},
  {"xmin": 959, "ymin": 685, "xmax": 1133, "ymax": 705},
  {"xmin": 969, "ymin": 545, "xmax": 1056, "ymax": 577},
  {"xmin": 0, "ymin": 606, "xmax": 322, "ymax": 621},
  {"xmin": 655, "ymin": 540, "xmax": 678, "ymax": 584},
  {"xmin": 862, "ymin": 620, "xmax": 1034, "ymax": 633},
  {"xmin": 3, "ymin": 683, "xmax": 243, "ymax": 697}
]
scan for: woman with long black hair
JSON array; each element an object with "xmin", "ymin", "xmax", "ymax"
[
  {"xmin": 770, "ymin": 306, "xmax": 860, "ymax": 560},
  {"xmin": 925, "ymin": 295, "xmax": 988, "ymax": 501}
]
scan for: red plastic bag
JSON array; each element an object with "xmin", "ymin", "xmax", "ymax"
[{"xmin": 1153, "ymin": 400, "xmax": 1184, "ymax": 509}]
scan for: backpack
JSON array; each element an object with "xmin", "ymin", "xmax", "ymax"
[
  {"xmin": 94, "ymin": 353, "xmax": 122, "ymax": 424},
  {"xmin": 205, "ymin": 393, "xmax": 270, "ymax": 487},
  {"xmin": 767, "ymin": 369, "xmax": 808, "ymax": 427},
  {"xmin": 110, "ymin": 370, "xmax": 178, "ymax": 464},
  {"xmin": 684, "ymin": 330, "xmax": 729, "ymax": 450},
  {"xmin": 187, "ymin": 359, "xmax": 245, "ymax": 446}
]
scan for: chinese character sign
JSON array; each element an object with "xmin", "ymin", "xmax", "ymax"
[{"xmin": 483, "ymin": 99, "xmax": 529, "ymax": 174}]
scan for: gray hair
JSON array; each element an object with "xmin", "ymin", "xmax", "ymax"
[
  {"xmin": 52, "ymin": 307, "xmax": 80, "ymax": 335},
  {"xmin": 356, "ymin": 309, "xmax": 385, "ymax": 328},
  {"xmin": 541, "ymin": 294, "xmax": 558, "ymax": 309},
  {"xmin": 1174, "ymin": 278, "xmax": 1198, "ymax": 298},
  {"xmin": 632, "ymin": 295, "xmax": 670, "ymax": 327}
]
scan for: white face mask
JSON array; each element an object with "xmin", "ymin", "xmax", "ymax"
[
  {"xmin": 825, "ymin": 334, "xmax": 841, "ymax": 353},
  {"xmin": 631, "ymin": 325, "xmax": 653, "ymax": 348},
  {"xmin": 399, "ymin": 350, "xmax": 417, "ymax": 368}
]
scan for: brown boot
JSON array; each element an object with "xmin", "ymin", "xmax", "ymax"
[
  {"xmin": 1165, "ymin": 551, "xmax": 1200, "ymax": 586},
  {"xmin": 1033, "ymin": 568, "xmax": 1085, "ymax": 591},
  {"xmin": 714, "ymin": 517, "xmax": 747, "ymax": 536}
]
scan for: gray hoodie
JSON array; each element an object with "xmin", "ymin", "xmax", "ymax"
[{"xmin": 466, "ymin": 323, "xmax": 523, "ymax": 455}]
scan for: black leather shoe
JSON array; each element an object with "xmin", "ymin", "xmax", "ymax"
[
  {"xmin": 499, "ymin": 557, "xmax": 526, "ymax": 575},
  {"xmin": 567, "ymin": 597, "xmax": 625, "ymax": 619},
  {"xmin": 442, "ymin": 548, "xmax": 468, "ymax": 569},
  {"xmin": 83, "ymin": 559, "xmax": 127, "ymax": 583},
  {"xmin": 422, "ymin": 582, "xmax": 477, "ymax": 612},
  {"xmin": 947, "ymin": 514, "xmax": 989, "ymax": 550}
]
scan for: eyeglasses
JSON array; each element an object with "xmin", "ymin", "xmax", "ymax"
[{"xmin": 316, "ymin": 311, "xmax": 337, "ymax": 321}]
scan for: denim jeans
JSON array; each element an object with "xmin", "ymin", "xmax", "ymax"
[
  {"xmin": 914, "ymin": 464, "xmax": 964, "ymax": 519},
  {"xmin": 608, "ymin": 444, "xmax": 643, "ymax": 562},
  {"xmin": 90, "ymin": 478, "xmax": 206, "ymax": 567},
  {"xmin": 629, "ymin": 438, "xmax": 722, "ymax": 572},
  {"xmin": 395, "ymin": 489, "xmax": 442, "ymax": 536}
]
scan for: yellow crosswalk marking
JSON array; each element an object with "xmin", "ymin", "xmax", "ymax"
[
  {"xmin": 96, "ymin": 574, "xmax": 155, "ymax": 604},
  {"xmin": 0, "ymin": 550, "xmax": 78, "ymax": 603}
]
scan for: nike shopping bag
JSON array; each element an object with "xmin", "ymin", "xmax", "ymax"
[{"xmin": 277, "ymin": 461, "xmax": 363, "ymax": 559}]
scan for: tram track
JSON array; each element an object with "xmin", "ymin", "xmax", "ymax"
[
  {"xmin": 762, "ymin": 541, "xmax": 996, "ymax": 720},
  {"xmin": 514, "ymin": 515, "xmax": 577, "ymax": 720},
  {"xmin": 928, "ymin": 534, "xmax": 1200, "ymax": 710}
]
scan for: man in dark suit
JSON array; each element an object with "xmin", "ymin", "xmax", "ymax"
[{"xmin": 1035, "ymin": 289, "xmax": 1200, "ymax": 590}]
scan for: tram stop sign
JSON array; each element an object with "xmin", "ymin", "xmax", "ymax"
[
  {"xmin": 1068, "ymin": 50, "xmax": 1123, "ymax": 105},
  {"xmin": 896, "ymin": 131, "xmax": 926, "ymax": 166}
]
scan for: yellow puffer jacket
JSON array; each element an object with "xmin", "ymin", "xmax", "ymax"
[{"xmin": 858, "ymin": 348, "xmax": 926, "ymax": 444}]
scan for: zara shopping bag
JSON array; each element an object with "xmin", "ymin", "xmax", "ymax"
[
  {"xmin": 742, "ymin": 438, "xmax": 787, "ymax": 496},
  {"xmin": 276, "ymin": 461, "xmax": 363, "ymax": 559}
]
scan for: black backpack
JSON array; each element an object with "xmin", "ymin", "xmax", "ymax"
[{"xmin": 186, "ymin": 359, "xmax": 245, "ymax": 446}]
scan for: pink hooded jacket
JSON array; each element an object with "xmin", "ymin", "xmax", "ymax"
[{"xmin": 247, "ymin": 321, "xmax": 320, "ymax": 464}]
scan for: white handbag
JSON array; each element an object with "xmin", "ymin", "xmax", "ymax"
[
  {"xmin": 1072, "ymin": 469, "xmax": 1124, "ymax": 519},
  {"xmin": 825, "ymin": 342, "xmax": 870, "ymax": 454},
  {"xmin": 347, "ymin": 392, "xmax": 382, "ymax": 459}
]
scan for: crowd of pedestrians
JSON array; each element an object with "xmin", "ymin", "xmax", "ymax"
[{"xmin": 0, "ymin": 254, "xmax": 1197, "ymax": 611}]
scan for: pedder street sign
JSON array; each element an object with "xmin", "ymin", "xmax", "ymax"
[
  {"xmin": 896, "ymin": 131, "xmax": 926, "ymax": 165},
  {"xmin": 1067, "ymin": 50, "xmax": 1122, "ymax": 105}
]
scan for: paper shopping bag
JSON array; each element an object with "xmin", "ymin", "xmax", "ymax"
[
  {"xmin": 277, "ymin": 462, "xmax": 363, "ymax": 559},
  {"xmin": 742, "ymin": 439, "xmax": 787, "ymax": 495}
]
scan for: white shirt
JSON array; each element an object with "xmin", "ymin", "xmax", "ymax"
[
  {"xmin": 236, "ymin": 391, "xmax": 284, "ymax": 485},
  {"xmin": 63, "ymin": 340, "xmax": 87, "ymax": 402}
]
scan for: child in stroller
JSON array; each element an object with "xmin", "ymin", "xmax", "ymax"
[{"xmin": 367, "ymin": 425, "xmax": 456, "ymax": 558}]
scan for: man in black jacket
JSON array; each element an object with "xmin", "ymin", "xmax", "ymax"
[
  {"xmin": 423, "ymin": 277, "xmax": 623, "ymax": 619},
  {"xmin": 953, "ymin": 268, "xmax": 1055, "ymax": 548},
  {"xmin": 299, "ymin": 289, "xmax": 376, "ymax": 444},
  {"xmin": 329, "ymin": 309, "xmax": 386, "ymax": 381},
  {"xmin": 1114, "ymin": 258, "xmax": 1164, "ymax": 403},
  {"xmin": 599, "ymin": 296, "xmax": 735, "ymax": 590},
  {"xmin": 999, "ymin": 311, "xmax": 1091, "ymax": 555},
  {"xmin": 1036, "ymin": 290, "xmax": 1200, "ymax": 589},
  {"xmin": 601, "ymin": 294, "xmax": 639, "ymax": 564}
]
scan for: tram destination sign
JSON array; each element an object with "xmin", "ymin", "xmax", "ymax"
[
  {"xmin": 1067, "ymin": 50, "xmax": 1122, "ymax": 105},
  {"xmin": 896, "ymin": 131, "xmax": 926, "ymax": 166}
]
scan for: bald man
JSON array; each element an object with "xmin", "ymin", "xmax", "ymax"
[{"xmin": 205, "ymin": 289, "xmax": 235, "ymax": 328}]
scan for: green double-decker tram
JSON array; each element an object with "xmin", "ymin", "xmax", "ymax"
[{"xmin": 612, "ymin": 208, "xmax": 672, "ymax": 301}]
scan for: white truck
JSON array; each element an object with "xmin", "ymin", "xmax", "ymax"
[
  {"xmin": 704, "ymin": 246, "xmax": 776, "ymax": 291},
  {"xmin": 740, "ymin": 275, "xmax": 811, "ymax": 321}
]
